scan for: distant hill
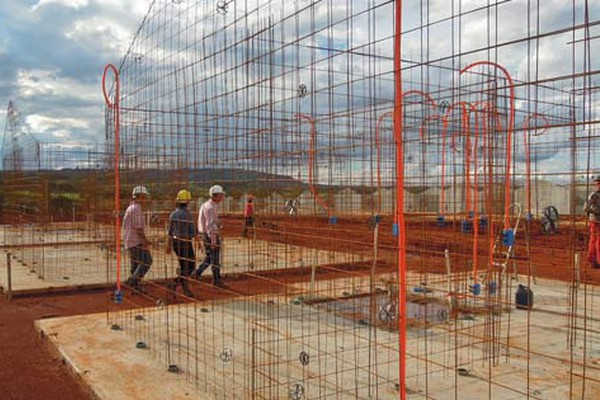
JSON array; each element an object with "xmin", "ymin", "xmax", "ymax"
[{"xmin": 0, "ymin": 167, "xmax": 382, "ymax": 202}]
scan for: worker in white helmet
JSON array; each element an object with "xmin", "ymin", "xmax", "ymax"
[
  {"xmin": 166, "ymin": 189, "xmax": 196, "ymax": 297},
  {"xmin": 123, "ymin": 185, "xmax": 152, "ymax": 292},
  {"xmin": 195, "ymin": 184, "xmax": 225, "ymax": 287}
]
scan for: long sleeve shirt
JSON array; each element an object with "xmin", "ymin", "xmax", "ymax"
[
  {"xmin": 585, "ymin": 190, "xmax": 600, "ymax": 222},
  {"xmin": 198, "ymin": 199, "xmax": 220, "ymax": 240},
  {"xmin": 168, "ymin": 207, "xmax": 196, "ymax": 239},
  {"xmin": 122, "ymin": 201, "xmax": 145, "ymax": 249}
]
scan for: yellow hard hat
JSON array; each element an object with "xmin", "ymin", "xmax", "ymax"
[{"xmin": 176, "ymin": 189, "xmax": 192, "ymax": 203}]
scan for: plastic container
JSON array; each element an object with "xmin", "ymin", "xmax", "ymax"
[
  {"xmin": 460, "ymin": 219, "xmax": 473, "ymax": 233},
  {"xmin": 515, "ymin": 284, "xmax": 533, "ymax": 309},
  {"xmin": 436, "ymin": 215, "xmax": 446, "ymax": 227},
  {"xmin": 502, "ymin": 228, "xmax": 515, "ymax": 246},
  {"xmin": 479, "ymin": 216, "xmax": 488, "ymax": 230},
  {"xmin": 487, "ymin": 281, "xmax": 497, "ymax": 295}
]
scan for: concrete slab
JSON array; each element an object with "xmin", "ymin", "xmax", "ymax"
[
  {"xmin": 35, "ymin": 313, "xmax": 199, "ymax": 400},
  {"xmin": 0, "ymin": 223, "xmax": 355, "ymax": 295},
  {"xmin": 37, "ymin": 274, "xmax": 600, "ymax": 399}
]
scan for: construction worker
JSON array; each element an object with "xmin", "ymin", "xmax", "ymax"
[
  {"xmin": 195, "ymin": 184, "xmax": 225, "ymax": 287},
  {"xmin": 584, "ymin": 175, "xmax": 600, "ymax": 268},
  {"xmin": 123, "ymin": 185, "xmax": 152, "ymax": 292},
  {"xmin": 166, "ymin": 189, "xmax": 196, "ymax": 297},
  {"xmin": 284, "ymin": 198, "xmax": 300, "ymax": 216},
  {"xmin": 242, "ymin": 194, "xmax": 255, "ymax": 238}
]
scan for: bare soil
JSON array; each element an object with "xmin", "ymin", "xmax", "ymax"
[{"xmin": 0, "ymin": 292, "xmax": 107, "ymax": 400}]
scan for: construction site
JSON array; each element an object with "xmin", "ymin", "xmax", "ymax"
[{"xmin": 1, "ymin": 0, "xmax": 599, "ymax": 399}]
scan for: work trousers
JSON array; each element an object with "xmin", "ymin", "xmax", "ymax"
[
  {"xmin": 196, "ymin": 233, "xmax": 222, "ymax": 283},
  {"xmin": 128, "ymin": 245, "xmax": 152, "ymax": 279},
  {"xmin": 242, "ymin": 216, "xmax": 255, "ymax": 237},
  {"xmin": 173, "ymin": 238, "xmax": 195, "ymax": 277},
  {"xmin": 588, "ymin": 222, "xmax": 600, "ymax": 265}
]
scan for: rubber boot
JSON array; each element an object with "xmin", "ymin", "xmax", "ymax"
[{"xmin": 181, "ymin": 277, "xmax": 194, "ymax": 297}]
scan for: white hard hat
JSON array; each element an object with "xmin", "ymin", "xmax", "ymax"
[
  {"xmin": 209, "ymin": 184, "xmax": 225, "ymax": 196},
  {"xmin": 132, "ymin": 185, "xmax": 149, "ymax": 197}
]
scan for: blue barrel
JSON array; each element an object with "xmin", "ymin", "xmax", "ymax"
[
  {"xmin": 515, "ymin": 284, "xmax": 533, "ymax": 309},
  {"xmin": 479, "ymin": 216, "xmax": 488, "ymax": 230},
  {"xmin": 436, "ymin": 215, "xmax": 446, "ymax": 227},
  {"xmin": 114, "ymin": 289, "xmax": 123, "ymax": 304},
  {"xmin": 488, "ymin": 281, "xmax": 497, "ymax": 295},
  {"xmin": 502, "ymin": 229, "xmax": 515, "ymax": 246},
  {"xmin": 461, "ymin": 219, "xmax": 473, "ymax": 233}
]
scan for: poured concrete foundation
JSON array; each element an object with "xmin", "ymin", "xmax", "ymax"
[
  {"xmin": 36, "ymin": 273, "xmax": 600, "ymax": 399},
  {"xmin": 0, "ymin": 223, "xmax": 355, "ymax": 295}
]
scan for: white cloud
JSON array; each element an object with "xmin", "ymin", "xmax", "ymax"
[
  {"xmin": 31, "ymin": 0, "xmax": 89, "ymax": 11},
  {"xmin": 16, "ymin": 69, "xmax": 99, "ymax": 102},
  {"xmin": 65, "ymin": 17, "xmax": 135, "ymax": 56},
  {"xmin": 26, "ymin": 114, "xmax": 90, "ymax": 141}
]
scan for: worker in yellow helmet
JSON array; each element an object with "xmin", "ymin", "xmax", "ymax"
[{"xmin": 166, "ymin": 189, "xmax": 196, "ymax": 297}]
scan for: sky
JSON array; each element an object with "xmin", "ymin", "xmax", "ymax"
[
  {"xmin": 0, "ymin": 0, "xmax": 151, "ymax": 150},
  {"xmin": 0, "ymin": 0, "xmax": 598, "ymax": 183}
]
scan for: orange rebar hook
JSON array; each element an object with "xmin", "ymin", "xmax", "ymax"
[
  {"xmin": 375, "ymin": 111, "xmax": 394, "ymax": 213},
  {"xmin": 102, "ymin": 64, "xmax": 122, "ymax": 295},
  {"xmin": 523, "ymin": 113, "xmax": 550, "ymax": 217},
  {"xmin": 376, "ymin": 91, "xmax": 435, "ymax": 214},
  {"xmin": 393, "ymin": 2, "xmax": 406, "ymax": 397},
  {"xmin": 403, "ymin": 89, "xmax": 437, "ymax": 113},
  {"xmin": 461, "ymin": 61, "xmax": 515, "ymax": 230},
  {"xmin": 441, "ymin": 101, "xmax": 472, "ymax": 217},
  {"xmin": 295, "ymin": 114, "xmax": 332, "ymax": 219}
]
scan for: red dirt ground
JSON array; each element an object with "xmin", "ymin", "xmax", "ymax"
[
  {"xmin": 0, "ymin": 261, "xmax": 381, "ymax": 400},
  {"xmin": 0, "ymin": 291, "xmax": 108, "ymax": 400}
]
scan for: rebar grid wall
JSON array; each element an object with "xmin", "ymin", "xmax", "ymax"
[
  {"xmin": 0, "ymin": 118, "xmax": 111, "ymax": 289},
  {"xmin": 98, "ymin": 1, "xmax": 600, "ymax": 398},
  {"xmin": 0, "ymin": 137, "xmax": 116, "ymax": 285}
]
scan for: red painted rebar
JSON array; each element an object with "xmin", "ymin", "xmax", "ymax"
[
  {"xmin": 375, "ymin": 111, "xmax": 394, "ymax": 214},
  {"xmin": 376, "ymin": 91, "xmax": 434, "ymax": 215},
  {"xmin": 523, "ymin": 113, "xmax": 550, "ymax": 215},
  {"xmin": 295, "ymin": 114, "xmax": 331, "ymax": 218},
  {"xmin": 461, "ymin": 61, "xmax": 515, "ymax": 230},
  {"xmin": 403, "ymin": 89, "xmax": 437, "ymax": 113},
  {"xmin": 469, "ymin": 103, "xmax": 484, "ymax": 283},
  {"xmin": 102, "ymin": 64, "xmax": 121, "ymax": 292},
  {"xmin": 419, "ymin": 114, "xmax": 444, "ymax": 215},
  {"xmin": 441, "ymin": 101, "xmax": 471, "ymax": 217},
  {"xmin": 394, "ymin": 1, "xmax": 406, "ymax": 399}
]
